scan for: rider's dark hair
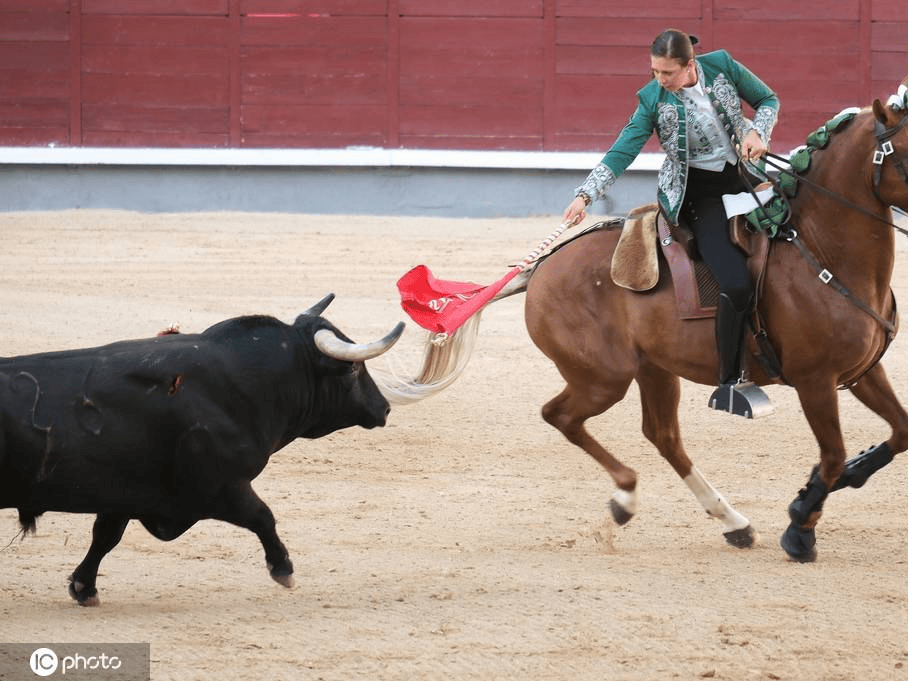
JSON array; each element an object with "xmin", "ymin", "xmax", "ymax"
[{"xmin": 651, "ymin": 29, "xmax": 699, "ymax": 64}]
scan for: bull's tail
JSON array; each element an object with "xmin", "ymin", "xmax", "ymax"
[{"xmin": 17, "ymin": 509, "xmax": 39, "ymax": 536}]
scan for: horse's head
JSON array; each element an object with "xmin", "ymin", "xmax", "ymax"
[{"xmin": 870, "ymin": 75, "xmax": 908, "ymax": 210}]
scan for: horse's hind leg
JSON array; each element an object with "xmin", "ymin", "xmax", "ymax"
[
  {"xmin": 637, "ymin": 363, "xmax": 755, "ymax": 547},
  {"xmin": 540, "ymin": 374, "xmax": 641, "ymax": 525}
]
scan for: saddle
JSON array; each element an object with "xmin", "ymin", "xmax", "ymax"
[{"xmin": 611, "ymin": 202, "xmax": 771, "ymax": 320}]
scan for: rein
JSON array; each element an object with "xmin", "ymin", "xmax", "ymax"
[{"xmin": 761, "ymin": 152, "xmax": 908, "ymax": 237}]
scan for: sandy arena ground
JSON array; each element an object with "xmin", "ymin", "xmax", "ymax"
[{"xmin": 0, "ymin": 209, "xmax": 906, "ymax": 680}]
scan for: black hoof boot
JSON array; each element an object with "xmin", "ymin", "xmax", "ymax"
[
  {"xmin": 780, "ymin": 523, "xmax": 817, "ymax": 563},
  {"xmin": 781, "ymin": 468, "xmax": 828, "ymax": 563},
  {"xmin": 831, "ymin": 442, "xmax": 894, "ymax": 491}
]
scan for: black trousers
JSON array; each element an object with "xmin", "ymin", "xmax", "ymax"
[{"xmin": 680, "ymin": 162, "xmax": 753, "ymax": 310}]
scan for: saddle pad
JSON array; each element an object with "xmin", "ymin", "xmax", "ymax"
[{"xmin": 611, "ymin": 205, "xmax": 659, "ymax": 291}]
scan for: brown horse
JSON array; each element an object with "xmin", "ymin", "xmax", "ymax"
[{"xmin": 516, "ymin": 81, "xmax": 908, "ymax": 562}]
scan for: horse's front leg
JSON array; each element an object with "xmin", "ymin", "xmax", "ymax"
[
  {"xmin": 783, "ymin": 382, "xmax": 847, "ymax": 563},
  {"xmin": 844, "ymin": 363, "xmax": 908, "ymax": 484}
]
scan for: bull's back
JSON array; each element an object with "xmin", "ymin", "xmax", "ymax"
[{"xmin": 0, "ymin": 336, "xmax": 255, "ymax": 513}]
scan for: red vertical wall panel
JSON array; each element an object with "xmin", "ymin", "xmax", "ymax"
[
  {"xmin": 240, "ymin": 13, "xmax": 388, "ymax": 147},
  {"xmin": 398, "ymin": 15, "xmax": 545, "ymax": 149},
  {"xmin": 0, "ymin": 1, "xmax": 71, "ymax": 145},
  {"xmin": 80, "ymin": 8, "xmax": 231, "ymax": 147},
  {"xmin": 0, "ymin": 0, "xmax": 905, "ymax": 151},
  {"xmin": 242, "ymin": 0, "xmax": 387, "ymax": 14},
  {"xmin": 81, "ymin": 0, "xmax": 228, "ymax": 15}
]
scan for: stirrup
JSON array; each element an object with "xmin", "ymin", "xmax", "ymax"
[{"xmin": 708, "ymin": 381, "xmax": 774, "ymax": 419}]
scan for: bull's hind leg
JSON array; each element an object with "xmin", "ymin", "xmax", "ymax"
[
  {"xmin": 69, "ymin": 513, "xmax": 130, "ymax": 606},
  {"xmin": 637, "ymin": 363, "xmax": 755, "ymax": 547},
  {"xmin": 540, "ymin": 373, "xmax": 641, "ymax": 525},
  {"xmin": 211, "ymin": 480, "xmax": 294, "ymax": 588}
]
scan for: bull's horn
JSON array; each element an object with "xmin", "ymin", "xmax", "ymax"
[
  {"xmin": 303, "ymin": 293, "xmax": 335, "ymax": 317},
  {"xmin": 314, "ymin": 321, "xmax": 405, "ymax": 361}
]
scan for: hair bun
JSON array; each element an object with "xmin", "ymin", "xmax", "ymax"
[{"xmin": 688, "ymin": 34, "xmax": 700, "ymax": 45}]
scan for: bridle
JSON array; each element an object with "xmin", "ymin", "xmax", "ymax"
[{"xmin": 872, "ymin": 113, "xmax": 908, "ymax": 205}]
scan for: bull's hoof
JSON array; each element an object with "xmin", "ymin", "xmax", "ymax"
[
  {"xmin": 780, "ymin": 523, "xmax": 818, "ymax": 563},
  {"xmin": 723, "ymin": 525, "xmax": 757, "ymax": 549},
  {"xmin": 68, "ymin": 579, "xmax": 100, "ymax": 607},
  {"xmin": 268, "ymin": 562, "xmax": 295, "ymax": 588},
  {"xmin": 270, "ymin": 572, "xmax": 295, "ymax": 589},
  {"xmin": 609, "ymin": 498, "xmax": 634, "ymax": 526}
]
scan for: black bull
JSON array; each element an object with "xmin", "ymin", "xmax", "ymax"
[{"xmin": 0, "ymin": 294, "xmax": 403, "ymax": 605}]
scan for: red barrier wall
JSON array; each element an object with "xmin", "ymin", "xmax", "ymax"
[{"xmin": 1, "ymin": 0, "xmax": 905, "ymax": 153}]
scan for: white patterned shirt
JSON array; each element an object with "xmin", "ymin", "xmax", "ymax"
[{"xmin": 677, "ymin": 79, "xmax": 739, "ymax": 171}]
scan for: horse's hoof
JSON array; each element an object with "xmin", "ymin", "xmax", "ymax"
[
  {"xmin": 723, "ymin": 525, "xmax": 757, "ymax": 548},
  {"xmin": 780, "ymin": 523, "xmax": 818, "ymax": 563},
  {"xmin": 68, "ymin": 580, "xmax": 100, "ymax": 607},
  {"xmin": 609, "ymin": 498, "xmax": 634, "ymax": 526}
]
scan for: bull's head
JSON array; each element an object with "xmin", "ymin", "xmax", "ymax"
[
  {"xmin": 294, "ymin": 294, "xmax": 405, "ymax": 434},
  {"xmin": 299, "ymin": 293, "xmax": 404, "ymax": 362}
]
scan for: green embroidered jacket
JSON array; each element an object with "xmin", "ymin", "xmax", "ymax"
[{"xmin": 577, "ymin": 49, "xmax": 780, "ymax": 224}]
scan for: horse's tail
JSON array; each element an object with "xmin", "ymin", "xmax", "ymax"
[
  {"xmin": 372, "ymin": 266, "xmax": 543, "ymax": 405},
  {"xmin": 371, "ymin": 222, "xmax": 615, "ymax": 405},
  {"xmin": 491, "ymin": 266, "xmax": 536, "ymax": 302},
  {"xmin": 370, "ymin": 313, "xmax": 482, "ymax": 404}
]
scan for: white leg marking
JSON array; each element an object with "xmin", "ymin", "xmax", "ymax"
[
  {"xmin": 611, "ymin": 488, "xmax": 639, "ymax": 516},
  {"xmin": 683, "ymin": 466, "xmax": 750, "ymax": 533}
]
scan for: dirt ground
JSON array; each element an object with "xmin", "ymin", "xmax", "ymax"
[{"xmin": 0, "ymin": 209, "xmax": 906, "ymax": 681}]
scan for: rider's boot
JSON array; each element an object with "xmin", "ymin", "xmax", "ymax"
[{"xmin": 708, "ymin": 292, "xmax": 773, "ymax": 418}]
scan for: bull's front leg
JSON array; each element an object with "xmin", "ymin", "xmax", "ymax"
[
  {"xmin": 211, "ymin": 480, "xmax": 294, "ymax": 588},
  {"xmin": 69, "ymin": 513, "xmax": 130, "ymax": 606}
]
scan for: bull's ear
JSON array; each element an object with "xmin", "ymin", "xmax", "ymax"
[{"xmin": 302, "ymin": 293, "xmax": 335, "ymax": 318}]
